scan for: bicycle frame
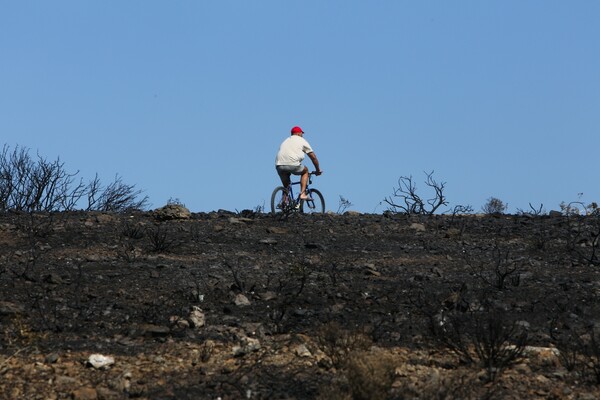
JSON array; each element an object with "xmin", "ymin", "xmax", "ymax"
[
  {"xmin": 271, "ymin": 172, "xmax": 324, "ymax": 214},
  {"xmin": 285, "ymin": 174, "xmax": 315, "ymax": 206}
]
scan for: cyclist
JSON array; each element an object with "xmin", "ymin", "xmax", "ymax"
[{"xmin": 275, "ymin": 126, "xmax": 322, "ymax": 201}]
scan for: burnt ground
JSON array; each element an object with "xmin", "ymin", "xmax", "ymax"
[{"xmin": 1, "ymin": 210, "xmax": 600, "ymax": 399}]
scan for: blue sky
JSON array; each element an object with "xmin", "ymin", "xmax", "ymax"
[{"xmin": 2, "ymin": 1, "xmax": 599, "ymax": 213}]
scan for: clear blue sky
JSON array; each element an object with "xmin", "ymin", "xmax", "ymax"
[{"xmin": 2, "ymin": 1, "xmax": 599, "ymax": 213}]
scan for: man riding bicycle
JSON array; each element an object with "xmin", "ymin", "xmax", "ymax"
[{"xmin": 275, "ymin": 126, "xmax": 322, "ymax": 201}]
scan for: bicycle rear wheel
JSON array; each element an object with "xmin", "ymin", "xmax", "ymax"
[
  {"xmin": 270, "ymin": 186, "xmax": 288, "ymax": 214},
  {"xmin": 300, "ymin": 188, "xmax": 325, "ymax": 214}
]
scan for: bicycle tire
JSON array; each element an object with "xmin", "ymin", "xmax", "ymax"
[
  {"xmin": 270, "ymin": 186, "xmax": 287, "ymax": 214},
  {"xmin": 300, "ymin": 188, "xmax": 325, "ymax": 214}
]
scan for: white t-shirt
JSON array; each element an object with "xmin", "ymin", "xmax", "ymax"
[{"xmin": 275, "ymin": 135, "xmax": 314, "ymax": 166}]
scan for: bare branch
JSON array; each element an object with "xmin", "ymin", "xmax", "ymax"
[
  {"xmin": 0, "ymin": 145, "xmax": 149, "ymax": 213},
  {"xmin": 384, "ymin": 171, "xmax": 448, "ymax": 215}
]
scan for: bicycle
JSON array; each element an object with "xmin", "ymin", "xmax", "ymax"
[{"xmin": 270, "ymin": 172, "xmax": 325, "ymax": 214}]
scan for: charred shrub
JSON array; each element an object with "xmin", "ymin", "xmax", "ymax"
[
  {"xmin": 319, "ymin": 346, "xmax": 442, "ymax": 400},
  {"xmin": 384, "ymin": 170, "xmax": 448, "ymax": 215},
  {"xmin": 13, "ymin": 211, "xmax": 56, "ymax": 239},
  {"xmin": 559, "ymin": 197, "xmax": 600, "ymax": 266},
  {"xmin": 530, "ymin": 219, "xmax": 553, "ymax": 252},
  {"xmin": 337, "ymin": 195, "xmax": 353, "ymax": 214},
  {"xmin": 447, "ymin": 204, "xmax": 474, "ymax": 238},
  {"xmin": 343, "ymin": 350, "xmax": 395, "ymax": 400},
  {"xmin": 482, "ymin": 197, "xmax": 507, "ymax": 215},
  {"xmin": 116, "ymin": 220, "xmax": 145, "ymax": 262},
  {"xmin": 556, "ymin": 331, "xmax": 582, "ymax": 374},
  {"xmin": 471, "ymin": 310, "xmax": 528, "ymax": 381},
  {"xmin": 464, "ymin": 243, "xmax": 522, "ymax": 290},
  {"xmin": 120, "ymin": 220, "xmax": 145, "ymax": 239},
  {"xmin": 85, "ymin": 173, "xmax": 149, "ymax": 212},
  {"xmin": 316, "ymin": 321, "xmax": 372, "ymax": 368},
  {"xmin": 225, "ymin": 257, "xmax": 257, "ymax": 294},
  {"xmin": 0, "ymin": 145, "xmax": 148, "ymax": 213},
  {"xmin": 563, "ymin": 211, "xmax": 600, "ymax": 267},
  {"xmin": 0, "ymin": 145, "xmax": 82, "ymax": 212},
  {"xmin": 517, "ymin": 202, "xmax": 546, "ymax": 217},
  {"xmin": 10, "ymin": 212, "xmax": 58, "ymax": 280},
  {"xmin": 267, "ymin": 260, "xmax": 314, "ymax": 333},
  {"xmin": 146, "ymin": 223, "xmax": 176, "ymax": 253},
  {"xmin": 556, "ymin": 325, "xmax": 600, "ymax": 384},
  {"xmin": 435, "ymin": 308, "xmax": 528, "ymax": 382},
  {"xmin": 116, "ymin": 237, "xmax": 140, "ymax": 264}
]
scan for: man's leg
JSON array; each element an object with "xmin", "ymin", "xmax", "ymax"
[
  {"xmin": 300, "ymin": 167, "xmax": 310, "ymax": 199},
  {"xmin": 279, "ymin": 173, "xmax": 291, "ymax": 204},
  {"xmin": 279, "ymin": 173, "xmax": 290, "ymax": 188}
]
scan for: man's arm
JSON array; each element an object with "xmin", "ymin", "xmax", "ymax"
[{"xmin": 307, "ymin": 152, "xmax": 322, "ymax": 175}]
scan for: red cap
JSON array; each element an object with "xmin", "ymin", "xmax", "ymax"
[{"xmin": 291, "ymin": 126, "xmax": 304, "ymax": 134}]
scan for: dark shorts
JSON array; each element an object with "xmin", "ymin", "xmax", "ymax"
[{"xmin": 276, "ymin": 164, "xmax": 305, "ymax": 180}]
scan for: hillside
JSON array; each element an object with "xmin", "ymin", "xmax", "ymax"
[{"xmin": 1, "ymin": 210, "xmax": 599, "ymax": 399}]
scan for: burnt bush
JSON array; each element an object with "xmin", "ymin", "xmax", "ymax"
[
  {"xmin": 434, "ymin": 307, "xmax": 528, "ymax": 382},
  {"xmin": 563, "ymin": 212, "xmax": 600, "ymax": 267},
  {"xmin": 146, "ymin": 223, "xmax": 177, "ymax": 253},
  {"xmin": 343, "ymin": 350, "xmax": 395, "ymax": 400},
  {"xmin": 384, "ymin": 171, "xmax": 448, "ymax": 215},
  {"xmin": 85, "ymin": 173, "xmax": 149, "ymax": 212},
  {"xmin": 464, "ymin": 243, "xmax": 522, "ymax": 290},
  {"xmin": 0, "ymin": 144, "xmax": 148, "ymax": 213},
  {"xmin": 482, "ymin": 197, "xmax": 507, "ymax": 215},
  {"xmin": 316, "ymin": 321, "xmax": 372, "ymax": 368},
  {"xmin": 556, "ymin": 325, "xmax": 600, "ymax": 384},
  {"xmin": 267, "ymin": 260, "xmax": 315, "ymax": 333}
]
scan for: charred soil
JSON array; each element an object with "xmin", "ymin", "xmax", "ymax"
[{"xmin": 1, "ymin": 210, "xmax": 600, "ymax": 399}]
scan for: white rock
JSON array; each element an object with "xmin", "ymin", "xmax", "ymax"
[
  {"xmin": 294, "ymin": 344, "xmax": 312, "ymax": 357},
  {"xmin": 87, "ymin": 354, "xmax": 115, "ymax": 369},
  {"xmin": 189, "ymin": 306, "xmax": 205, "ymax": 328},
  {"xmin": 410, "ymin": 223, "xmax": 426, "ymax": 232},
  {"xmin": 234, "ymin": 293, "xmax": 251, "ymax": 306},
  {"xmin": 233, "ymin": 337, "xmax": 261, "ymax": 356}
]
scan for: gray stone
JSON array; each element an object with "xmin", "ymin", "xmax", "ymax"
[
  {"xmin": 365, "ymin": 264, "xmax": 381, "ymax": 277},
  {"xmin": 189, "ymin": 306, "xmax": 205, "ymax": 328},
  {"xmin": 153, "ymin": 204, "xmax": 191, "ymax": 220},
  {"xmin": 233, "ymin": 336, "xmax": 261, "ymax": 356},
  {"xmin": 344, "ymin": 211, "xmax": 361, "ymax": 216},
  {"xmin": 44, "ymin": 272, "xmax": 64, "ymax": 285},
  {"xmin": 266, "ymin": 226, "xmax": 288, "ymax": 234},
  {"xmin": 45, "ymin": 353, "xmax": 60, "ymax": 364},
  {"xmin": 410, "ymin": 223, "xmax": 426, "ymax": 232},
  {"xmin": 234, "ymin": 293, "xmax": 251, "ymax": 306},
  {"xmin": 294, "ymin": 344, "xmax": 312, "ymax": 357},
  {"xmin": 87, "ymin": 354, "xmax": 115, "ymax": 370},
  {"xmin": 229, "ymin": 217, "xmax": 254, "ymax": 224},
  {"xmin": 260, "ymin": 291, "xmax": 277, "ymax": 301}
]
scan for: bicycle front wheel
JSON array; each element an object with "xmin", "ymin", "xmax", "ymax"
[
  {"xmin": 300, "ymin": 188, "xmax": 325, "ymax": 214},
  {"xmin": 270, "ymin": 186, "xmax": 287, "ymax": 214}
]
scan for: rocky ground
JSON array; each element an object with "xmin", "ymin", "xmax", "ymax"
[{"xmin": 1, "ymin": 208, "xmax": 600, "ymax": 399}]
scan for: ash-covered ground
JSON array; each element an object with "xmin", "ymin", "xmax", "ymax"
[{"xmin": 1, "ymin": 210, "xmax": 599, "ymax": 399}]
